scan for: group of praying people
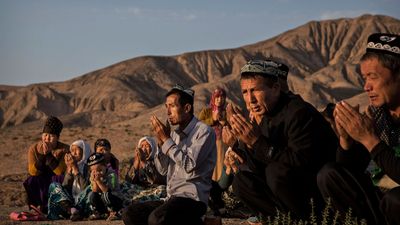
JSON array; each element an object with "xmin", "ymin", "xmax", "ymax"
[{"xmin": 21, "ymin": 33, "xmax": 400, "ymax": 225}]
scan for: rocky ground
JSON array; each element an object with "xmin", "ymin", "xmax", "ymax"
[{"xmin": 0, "ymin": 170, "xmax": 249, "ymax": 225}]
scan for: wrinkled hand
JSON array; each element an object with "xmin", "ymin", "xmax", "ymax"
[
  {"xmin": 335, "ymin": 101, "xmax": 380, "ymax": 151},
  {"xmin": 41, "ymin": 141, "xmax": 52, "ymax": 155},
  {"xmin": 224, "ymin": 148, "xmax": 244, "ymax": 175},
  {"xmin": 52, "ymin": 149, "xmax": 64, "ymax": 159},
  {"xmin": 229, "ymin": 113, "xmax": 261, "ymax": 147},
  {"xmin": 133, "ymin": 147, "xmax": 145, "ymax": 170},
  {"xmin": 222, "ymin": 126, "xmax": 236, "ymax": 147},
  {"xmin": 333, "ymin": 104, "xmax": 353, "ymax": 149},
  {"xmin": 64, "ymin": 153, "xmax": 74, "ymax": 166},
  {"xmin": 226, "ymin": 103, "xmax": 242, "ymax": 123},
  {"xmin": 150, "ymin": 116, "xmax": 171, "ymax": 145}
]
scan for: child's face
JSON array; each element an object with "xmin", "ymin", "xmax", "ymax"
[
  {"xmin": 70, "ymin": 145, "xmax": 83, "ymax": 162},
  {"xmin": 90, "ymin": 163, "xmax": 106, "ymax": 176},
  {"xmin": 96, "ymin": 146, "xmax": 110, "ymax": 155}
]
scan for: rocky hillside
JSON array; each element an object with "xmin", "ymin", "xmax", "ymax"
[{"xmin": 0, "ymin": 14, "xmax": 399, "ymax": 129}]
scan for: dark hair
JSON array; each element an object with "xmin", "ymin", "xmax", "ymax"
[
  {"xmin": 361, "ymin": 52, "xmax": 400, "ymax": 76},
  {"xmin": 94, "ymin": 138, "xmax": 111, "ymax": 151},
  {"xmin": 240, "ymin": 73, "xmax": 278, "ymax": 88},
  {"xmin": 166, "ymin": 89, "xmax": 194, "ymax": 114}
]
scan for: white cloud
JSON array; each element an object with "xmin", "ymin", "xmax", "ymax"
[{"xmin": 320, "ymin": 10, "xmax": 374, "ymax": 20}]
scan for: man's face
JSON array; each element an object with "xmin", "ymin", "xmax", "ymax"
[
  {"xmin": 361, "ymin": 57, "xmax": 400, "ymax": 108},
  {"xmin": 240, "ymin": 76, "xmax": 280, "ymax": 117},
  {"xmin": 165, "ymin": 93, "xmax": 188, "ymax": 126}
]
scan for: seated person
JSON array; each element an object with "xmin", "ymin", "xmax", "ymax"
[
  {"xmin": 125, "ymin": 136, "xmax": 166, "ymax": 186},
  {"xmin": 87, "ymin": 153, "xmax": 123, "ymax": 221},
  {"xmin": 198, "ymin": 87, "xmax": 233, "ymax": 215},
  {"xmin": 317, "ymin": 33, "xmax": 400, "ymax": 225},
  {"xmin": 47, "ymin": 140, "xmax": 91, "ymax": 220},
  {"xmin": 23, "ymin": 116, "xmax": 69, "ymax": 214},
  {"xmin": 94, "ymin": 138, "xmax": 119, "ymax": 175},
  {"xmin": 223, "ymin": 59, "xmax": 337, "ymax": 222},
  {"xmin": 122, "ymin": 84, "xmax": 216, "ymax": 225}
]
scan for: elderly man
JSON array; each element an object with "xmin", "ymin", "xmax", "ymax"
[
  {"xmin": 223, "ymin": 59, "xmax": 337, "ymax": 221},
  {"xmin": 122, "ymin": 84, "xmax": 216, "ymax": 225},
  {"xmin": 317, "ymin": 33, "xmax": 400, "ymax": 225}
]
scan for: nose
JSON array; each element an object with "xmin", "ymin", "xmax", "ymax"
[
  {"xmin": 248, "ymin": 92, "xmax": 256, "ymax": 103},
  {"xmin": 43, "ymin": 134, "xmax": 50, "ymax": 142},
  {"xmin": 364, "ymin": 81, "xmax": 372, "ymax": 92}
]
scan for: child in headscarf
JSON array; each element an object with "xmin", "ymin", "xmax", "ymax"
[
  {"xmin": 47, "ymin": 140, "xmax": 91, "ymax": 220},
  {"xmin": 125, "ymin": 136, "xmax": 166, "ymax": 186}
]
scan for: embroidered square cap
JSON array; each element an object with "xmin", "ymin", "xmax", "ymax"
[
  {"xmin": 240, "ymin": 59, "xmax": 289, "ymax": 79},
  {"xmin": 366, "ymin": 33, "xmax": 400, "ymax": 57},
  {"xmin": 167, "ymin": 84, "xmax": 195, "ymax": 100}
]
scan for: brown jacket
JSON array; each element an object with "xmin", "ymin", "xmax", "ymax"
[{"xmin": 27, "ymin": 141, "xmax": 69, "ymax": 176}]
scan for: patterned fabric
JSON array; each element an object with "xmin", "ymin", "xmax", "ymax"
[
  {"xmin": 240, "ymin": 59, "xmax": 289, "ymax": 79},
  {"xmin": 47, "ymin": 182, "xmax": 73, "ymax": 220},
  {"xmin": 367, "ymin": 105, "xmax": 400, "ymax": 184},
  {"xmin": 366, "ymin": 33, "xmax": 400, "ymax": 56},
  {"xmin": 119, "ymin": 182, "xmax": 166, "ymax": 207},
  {"xmin": 23, "ymin": 174, "xmax": 64, "ymax": 214},
  {"xmin": 48, "ymin": 179, "xmax": 93, "ymax": 219}
]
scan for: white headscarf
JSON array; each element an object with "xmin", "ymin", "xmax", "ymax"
[
  {"xmin": 70, "ymin": 140, "xmax": 91, "ymax": 174},
  {"xmin": 137, "ymin": 136, "xmax": 158, "ymax": 160}
]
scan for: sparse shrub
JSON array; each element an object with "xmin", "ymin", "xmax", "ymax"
[{"xmin": 261, "ymin": 199, "xmax": 367, "ymax": 225}]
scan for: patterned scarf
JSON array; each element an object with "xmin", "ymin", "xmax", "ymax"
[
  {"xmin": 210, "ymin": 88, "xmax": 226, "ymax": 138},
  {"xmin": 367, "ymin": 105, "xmax": 400, "ymax": 184}
]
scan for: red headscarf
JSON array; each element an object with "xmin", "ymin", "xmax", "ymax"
[
  {"xmin": 210, "ymin": 88, "xmax": 226, "ymax": 113},
  {"xmin": 209, "ymin": 88, "xmax": 226, "ymax": 138}
]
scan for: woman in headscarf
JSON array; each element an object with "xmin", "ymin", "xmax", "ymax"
[
  {"xmin": 198, "ymin": 87, "xmax": 232, "ymax": 215},
  {"xmin": 125, "ymin": 136, "xmax": 166, "ymax": 186},
  {"xmin": 23, "ymin": 116, "xmax": 69, "ymax": 215},
  {"xmin": 47, "ymin": 140, "xmax": 91, "ymax": 220}
]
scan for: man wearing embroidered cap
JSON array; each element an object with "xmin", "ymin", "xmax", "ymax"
[
  {"xmin": 222, "ymin": 59, "xmax": 337, "ymax": 221},
  {"xmin": 318, "ymin": 33, "xmax": 400, "ymax": 225},
  {"xmin": 122, "ymin": 84, "xmax": 216, "ymax": 225}
]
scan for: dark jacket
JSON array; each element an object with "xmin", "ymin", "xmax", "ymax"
[{"xmin": 238, "ymin": 92, "xmax": 337, "ymax": 173}]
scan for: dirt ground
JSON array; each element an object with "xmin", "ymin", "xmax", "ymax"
[
  {"xmin": 0, "ymin": 173, "xmax": 247, "ymax": 225},
  {"xmin": 1, "ymin": 205, "xmax": 245, "ymax": 225}
]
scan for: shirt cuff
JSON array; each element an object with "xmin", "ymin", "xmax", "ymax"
[
  {"xmin": 161, "ymin": 138, "xmax": 175, "ymax": 155},
  {"xmin": 370, "ymin": 141, "xmax": 387, "ymax": 159}
]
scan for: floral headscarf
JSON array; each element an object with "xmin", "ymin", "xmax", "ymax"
[{"xmin": 210, "ymin": 88, "xmax": 226, "ymax": 113}]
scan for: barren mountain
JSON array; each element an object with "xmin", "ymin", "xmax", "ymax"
[
  {"xmin": 0, "ymin": 14, "xmax": 399, "ymax": 172},
  {"xmin": 1, "ymin": 14, "xmax": 399, "ymax": 130},
  {"xmin": 0, "ymin": 15, "xmax": 399, "ymax": 222}
]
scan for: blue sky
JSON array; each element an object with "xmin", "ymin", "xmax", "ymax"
[{"xmin": 0, "ymin": 0, "xmax": 399, "ymax": 86}]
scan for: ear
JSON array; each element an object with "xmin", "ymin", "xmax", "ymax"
[
  {"xmin": 272, "ymin": 81, "xmax": 281, "ymax": 91},
  {"xmin": 184, "ymin": 104, "xmax": 192, "ymax": 113}
]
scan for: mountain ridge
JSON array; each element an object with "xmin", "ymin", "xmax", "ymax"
[{"xmin": 1, "ymin": 14, "xmax": 399, "ymax": 128}]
